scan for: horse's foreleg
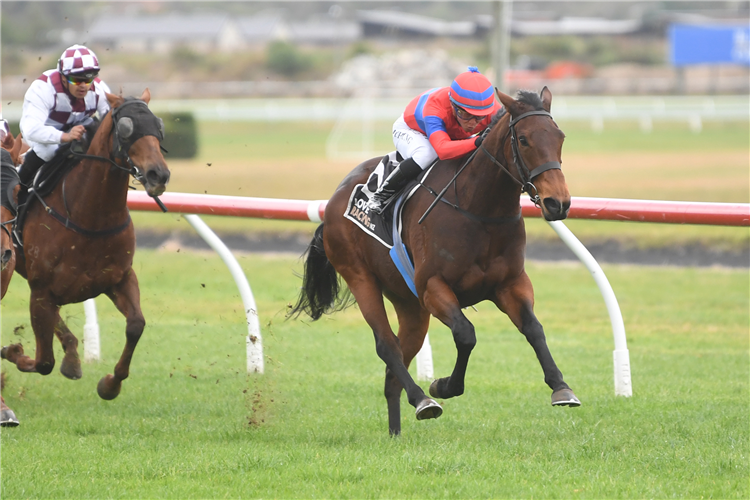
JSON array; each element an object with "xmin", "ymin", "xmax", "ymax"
[
  {"xmin": 0, "ymin": 396, "xmax": 19, "ymax": 427},
  {"xmin": 98, "ymin": 270, "xmax": 144, "ymax": 400},
  {"xmin": 422, "ymin": 277, "xmax": 476, "ymax": 400},
  {"xmin": 494, "ymin": 273, "xmax": 580, "ymax": 406},
  {"xmin": 54, "ymin": 316, "xmax": 82, "ymax": 380},
  {"xmin": 346, "ymin": 275, "xmax": 441, "ymax": 434},
  {"xmin": 385, "ymin": 298, "xmax": 431, "ymax": 435},
  {"xmin": 2, "ymin": 292, "xmax": 59, "ymax": 374}
]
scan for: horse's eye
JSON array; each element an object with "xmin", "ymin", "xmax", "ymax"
[{"xmin": 519, "ymin": 136, "xmax": 529, "ymax": 147}]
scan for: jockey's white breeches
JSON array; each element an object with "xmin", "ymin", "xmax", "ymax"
[{"xmin": 392, "ymin": 115, "xmax": 438, "ymax": 169}]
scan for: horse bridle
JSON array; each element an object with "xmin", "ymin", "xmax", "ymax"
[
  {"xmin": 418, "ymin": 107, "xmax": 562, "ymax": 224},
  {"xmin": 480, "ymin": 109, "xmax": 562, "ymax": 206},
  {"xmin": 70, "ymin": 98, "xmax": 168, "ymax": 212}
]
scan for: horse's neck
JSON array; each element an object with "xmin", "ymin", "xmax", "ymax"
[
  {"xmin": 66, "ymin": 121, "xmax": 130, "ymax": 215},
  {"xmin": 457, "ymin": 122, "xmax": 521, "ymax": 217}
]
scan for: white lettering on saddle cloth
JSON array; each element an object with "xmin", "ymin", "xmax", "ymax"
[
  {"xmin": 343, "ymin": 151, "xmax": 401, "ymax": 249},
  {"xmin": 349, "ymin": 198, "xmax": 375, "ymax": 231}
]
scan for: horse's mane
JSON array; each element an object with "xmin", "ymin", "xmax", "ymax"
[{"xmin": 489, "ymin": 90, "xmax": 545, "ymax": 129}]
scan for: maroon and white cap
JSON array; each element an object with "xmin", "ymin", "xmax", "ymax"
[
  {"xmin": 0, "ymin": 119, "xmax": 9, "ymax": 142},
  {"xmin": 57, "ymin": 44, "xmax": 100, "ymax": 77}
]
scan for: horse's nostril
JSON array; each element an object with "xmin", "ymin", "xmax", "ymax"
[
  {"xmin": 1, "ymin": 248, "xmax": 12, "ymax": 266},
  {"xmin": 146, "ymin": 168, "xmax": 169, "ymax": 186},
  {"xmin": 543, "ymin": 197, "xmax": 562, "ymax": 214}
]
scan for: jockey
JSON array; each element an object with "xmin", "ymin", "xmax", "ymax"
[
  {"xmin": 17, "ymin": 44, "xmax": 111, "ymax": 188},
  {"xmin": 368, "ymin": 66, "xmax": 503, "ymax": 213}
]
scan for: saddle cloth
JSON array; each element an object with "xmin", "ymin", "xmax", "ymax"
[{"xmin": 344, "ymin": 152, "xmax": 437, "ymax": 297}]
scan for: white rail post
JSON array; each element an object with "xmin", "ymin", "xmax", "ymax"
[
  {"xmin": 184, "ymin": 214, "xmax": 264, "ymax": 374},
  {"xmin": 546, "ymin": 220, "xmax": 632, "ymax": 397},
  {"xmin": 83, "ymin": 298, "xmax": 100, "ymax": 362},
  {"xmin": 416, "ymin": 333, "xmax": 434, "ymax": 381}
]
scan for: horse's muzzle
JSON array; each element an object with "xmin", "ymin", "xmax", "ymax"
[
  {"xmin": 542, "ymin": 197, "xmax": 570, "ymax": 221},
  {"xmin": 145, "ymin": 167, "xmax": 170, "ymax": 196}
]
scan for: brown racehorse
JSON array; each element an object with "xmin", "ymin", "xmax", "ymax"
[
  {"xmin": 1, "ymin": 125, "xmax": 25, "ymax": 426},
  {"xmin": 1, "ymin": 128, "xmax": 24, "ymax": 298},
  {"xmin": 1, "ymin": 89, "xmax": 170, "ymax": 401},
  {"xmin": 291, "ymin": 88, "xmax": 580, "ymax": 435}
]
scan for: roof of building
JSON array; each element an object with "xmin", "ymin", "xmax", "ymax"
[{"xmin": 356, "ymin": 10, "xmax": 476, "ymax": 37}]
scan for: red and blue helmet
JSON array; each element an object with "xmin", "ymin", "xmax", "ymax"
[
  {"xmin": 57, "ymin": 44, "xmax": 100, "ymax": 78},
  {"xmin": 449, "ymin": 66, "xmax": 495, "ymax": 116}
]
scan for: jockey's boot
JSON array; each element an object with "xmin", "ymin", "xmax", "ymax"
[
  {"xmin": 367, "ymin": 157, "xmax": 422, "ymax": 214},
  {"xmin": 16, "ymin": 150, "xmax": 44, "ymax": 205}
]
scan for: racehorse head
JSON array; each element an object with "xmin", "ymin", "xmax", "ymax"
[
  {"xmin": 106, "ymin": 89, "xmax": 170, "ymax": 197},
  {"xmin": 494, "ymin": 87, "xmax": 570, "ymax": 221}
]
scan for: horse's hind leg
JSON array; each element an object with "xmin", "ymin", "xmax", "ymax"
[
  {"xmin": 494, "ymin": 273, "xmax": 580, "ymax": 406},
  {"xmin": 343, "ymin": 273, "xmax": 441, "ymax": 434},
  {"xmin": 385, "ymin": 298, "xmax": 431, "ymax": 435},
  {"xmin": 97, "ymin": 270, "xmax": 144, "ymax": 400},
  {"xmin": 54, "ymin": 315, "xmax": 82, "ymax": 380}
]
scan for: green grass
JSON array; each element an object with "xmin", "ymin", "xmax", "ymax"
[{"xmin": 1, "ymin": 251, "xmax": 747, "ymax": 498}]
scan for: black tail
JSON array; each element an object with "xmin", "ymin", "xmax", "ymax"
[{"xmin": 288, "ymin": 223, "xmax": 354, "ymax": 320}]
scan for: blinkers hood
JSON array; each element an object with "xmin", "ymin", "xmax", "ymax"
[{"xmin": 111, "ymin": 98, "xmax": 165, "ymax": 158}]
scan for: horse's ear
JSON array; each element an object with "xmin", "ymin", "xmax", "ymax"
[
  {"xmin": 0, "ymin": 132, "xmax": 13, "ymax": 151},
  {"xmin": 495, "ymin": 87, "xmax": 517, "ymax": 114},
  {"xmin": 540, "ymin": 86, "xmax": 552, "ymax": 112},
  {"xmin": 140, "ymin": 88, "xmax": 151, "ymax": 104},
  {"xmin": 10, "ymin": 132, "xmax": 28, "ymax": 166},
  {"xmin": 106, "ymin": 92, "xmax": 122, "ymax": 108}
]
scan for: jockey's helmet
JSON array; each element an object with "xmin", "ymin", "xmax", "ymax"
[
  {"xmin": 449, "ymin": 67, "xmax": 495, "ymax": 116},
  {"xmin": 57, "ymin": 44, "xmax": 100, "ymax": 79}
]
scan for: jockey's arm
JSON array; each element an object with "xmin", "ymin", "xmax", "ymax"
[
  {"xmin": 20, "ymin": 80, "xmax": 64, "ymax": 145},
  {"xmin": 423, "ymin": 116, "xmax": 478, "ymax": 161}
]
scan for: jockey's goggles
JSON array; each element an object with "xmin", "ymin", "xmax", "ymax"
[
  {"xmin": 66, "ymin": 74, "xmax": 95, "ymax": 86},
  {"xmin": 453, "ymin": 105, "xmax": 484, "ymax": 123}
]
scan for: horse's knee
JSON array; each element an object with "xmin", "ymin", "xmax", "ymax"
[{"xmin": 452, "ymin": 318, "xmax": 476, "ymax": 353}]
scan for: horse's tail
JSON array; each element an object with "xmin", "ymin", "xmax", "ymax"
[{"xmin": 288, "ymin": 223, "xmax": 354, "ymax": 321}]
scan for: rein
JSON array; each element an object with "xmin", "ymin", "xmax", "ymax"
[
  {"xmin": 418, "ymin": 108, "xmax": 560, "ymax": 224},
  {"xmin": 29, "ymin": 99, "xmax": 168, "ymax": 239}
]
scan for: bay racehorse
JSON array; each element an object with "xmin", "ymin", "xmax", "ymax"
[
  {"xmin": 1, "ymin": 89, "xmax": 170, "ymax": 401},
  {"xmin": 1, "ymin": 125, "xmax": 25, "ymax": 426},
  {"xmin": 1, "ymin": 127, "xmax": 24, "ymax": 298},
  {"xmin": 291, "ymin": 88, "xmax": 580, "ymax": 435}
]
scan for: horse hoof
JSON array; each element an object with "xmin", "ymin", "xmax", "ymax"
[
  {"xmin": 0, "ymin": 408, "xmax": 19, "ymax": 427},
  {"xmin": 415, "ymin": 398, "xmax": 443, "ymax": 421},
  {"xmin": 97, "ymin": 374, "xmax": 121, "ymax": 400},
  {"xmin": 60, "ymin": 357, "xmax": 82, "ymax": 380},
  {"xmin": 551, "ymin": 388, "xmax": 581, "ymax": 407},
  {"xmin": 0, "ymin": 344, "xmax": 22, "ymax": 361}
]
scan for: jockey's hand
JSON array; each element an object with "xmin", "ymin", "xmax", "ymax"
[
  {"xmin": 474, "ymin": 135, "xmax": 483, "ymax": 147},
  {"xmin": 61, "ymin": 125, "xmax": 85, "ymax": 143}
]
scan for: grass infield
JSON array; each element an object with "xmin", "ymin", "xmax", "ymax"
[{"xmin": 1, "ymin": 250, "xmax": 747, "ymax": 498}]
